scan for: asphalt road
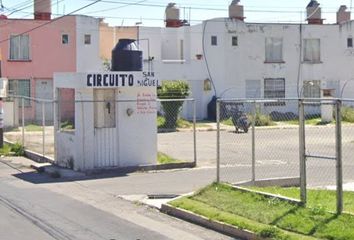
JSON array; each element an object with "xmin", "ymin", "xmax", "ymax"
[
  {"xmin": 0, "ymin": 160, "xmax": 234, "ymax": 240},
  {"xmin": 158, "ymin": 125, "xmax": 354, "ymax": 186}
]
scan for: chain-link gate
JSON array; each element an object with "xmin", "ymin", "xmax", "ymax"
[{"xmin": 216, "ymin": 98, "xmax": 348, "ymax": 214}]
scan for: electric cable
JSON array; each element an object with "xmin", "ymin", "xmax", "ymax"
[{"xmin": 0, "ymin": 0, "xmax": 103, "ymax": 44}]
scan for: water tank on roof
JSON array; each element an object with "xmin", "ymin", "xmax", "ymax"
[
  {"xmin": 166, "ymin": 3, "xmax": 180, "ymax": 20},
  {"xmin": 111, "ymin": 39, "xmax": 142, "ymax": 71}
]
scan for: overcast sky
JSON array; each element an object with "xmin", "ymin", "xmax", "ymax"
[{"xmin": 1, "ymin": 0, "xmax": 353, "ymax": 26}]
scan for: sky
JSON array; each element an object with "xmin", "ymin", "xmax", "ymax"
[{"xmin": 1, "ymin": 0, "xmax": 353, "ymax": 27}]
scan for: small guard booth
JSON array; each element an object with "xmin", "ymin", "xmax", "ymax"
[{"xmin": 53, "ymin": 71, "xmax": 158, "ymax": 171}]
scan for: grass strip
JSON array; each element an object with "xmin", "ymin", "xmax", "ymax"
[
  {"xmin": 250, "ymin": 186, "xmax": 354, "ymax": 213},
  {"xmin": 170, "ymin": 183, "xmax": 354, "ymax": 239}
]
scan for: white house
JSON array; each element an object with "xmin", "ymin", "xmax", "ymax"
[{"xmin": 137, "ymin": 1, "xmax": 354, "ymax": 119}]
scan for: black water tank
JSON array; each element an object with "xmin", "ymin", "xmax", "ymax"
[
  {"xmin": 207, "ymin": 96, "xmax": 217, "ymax": 121},
  {"xmin": 111, "ymin": 39, "xmax": 142, "ymax": 71}
]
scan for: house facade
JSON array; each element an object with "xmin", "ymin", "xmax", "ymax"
[
  {"xmin": 0, "ymin": 0, "xmax": 100, "ymax": 122},
  {"xmin": 105, "ymin": 1, "xmax": 354, "ymax": 119}
]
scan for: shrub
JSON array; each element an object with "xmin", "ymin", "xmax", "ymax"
[
  {"xmin": 249, "ymin": 110, "xmax": 274, "ymax": 126},
  {"xmin": 0, "ymin": 143, "xmax": 25, "ymax": 156},
  {"xmin": 342, "ymin": 106, "xmax": 354, "ymax": 123},
  {"xmin": 157, "ymin": 80, "xmax": 190, "ymax": 129}
]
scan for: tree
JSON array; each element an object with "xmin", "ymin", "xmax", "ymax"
[{"xmin": 157, "ymin": 80, "xmax": 190, "ymax": 129}]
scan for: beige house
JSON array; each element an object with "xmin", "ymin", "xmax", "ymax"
[{"xmin": 99, "ymin": 21, "xmax": 138, "ymax": 62}]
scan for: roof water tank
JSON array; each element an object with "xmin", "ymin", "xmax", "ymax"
[
  {"xmin": 229, "ymin": 0, "xmax": 244, "ymax": 20},
  {"xmin": 166, "ymin": 3, "xmax": 180, "ymax": 20},
  {"xmin": 34, "ymin": 0, "xmax": 51, "ymax": 20},
  {"xmin": 111, "ymin": 39, "xmax": 142, "ymax": 71}
]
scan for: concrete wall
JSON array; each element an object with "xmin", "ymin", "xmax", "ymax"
[{"xmin": 54, "ymin": 72, "xmax": 157, "ymax": 171}]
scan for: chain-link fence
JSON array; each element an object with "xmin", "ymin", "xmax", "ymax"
[
  {"xmin": 216, "ymin": 98, "xmax": 354, "ymax": 214},
  {"xmin": 3, "ymin": 95, "xmax": 197, "ymax": 167},
  {"xmin": 157, "ymin": 98, "xmax": 197, "ymax": 165},
  {"xmin": 3, "ymin": 96, "xmax": 55, "ymax": 161}
]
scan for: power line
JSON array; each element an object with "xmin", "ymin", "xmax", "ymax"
[
  {"xmin": 0, "ymin": 0, "xmax": 103, "ymax": 44},
  {"xmin": 84, "ymin": 0, "xmax": 149, "ymax": 14}
]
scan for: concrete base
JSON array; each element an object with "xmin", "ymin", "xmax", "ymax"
[
  {"xmin": 161, "ymin": 204, "xmax": 258, "ymax": 240},
  {"xmin": 235, "ymin": 177, "xmax": 300, "ymax": 188}
]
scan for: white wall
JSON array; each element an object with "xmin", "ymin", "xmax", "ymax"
[
  {"xmin": 54, "ymin": 73, "xmax": 157, "ymax": 171},
  {"xmin": 76, "ymin": 16, "xmax": 101, "ymax": 72},
  {"xmin": 138, "ymin": 18, "xmax": 354, "ymax": 118}
]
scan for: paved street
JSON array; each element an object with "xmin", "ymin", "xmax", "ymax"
[{"xmin": 0, "ymin": 159, "xmax": 234, "ymax": 240}]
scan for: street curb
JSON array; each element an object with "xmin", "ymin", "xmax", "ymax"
[
  {"xmin": 85, "ymin": 162, "xmax": 196, "ymax": 175},
  {"xmin": 160, "ymin": 203, "xmax": 258, "ymax": 240}
]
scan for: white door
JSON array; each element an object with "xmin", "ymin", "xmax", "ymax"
[
  {"xmin": 35, "ymin": 79, "xmax": 53, "ymax": 123},
  {"xmin": 93, "ymin": 89, "xmax": 119, "ymax": 168}
]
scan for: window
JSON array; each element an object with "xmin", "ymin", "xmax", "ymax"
[
  {"xmin": 9, "ymin": 34, "xmax": 30, "ymax": 60},
  {"xmin": 84, "ymin": 34, "xmax": 91, "ymax": 45},
  {"xmin": 303, "ymin": 80, "xmax": 321, "ymax": 98},
  {"xmin": 348, "ymin": 38, "xmax": 353, "ymax": 48},
  {"xmin": 62, "ymin": 34, "xmax": 69, "ymax": 44},
  {"xmin": 8, "ymin": 80, "xmax": 31, "ymax": 106},
  {"xmin": 211, "ymin": 36, "xmax": 217, "ymax": 46},
  {"xmin": 304, "ymin": 39, "xmax": 321, "ymax": 63},
  {"xmin": 265, "ymin": 37, "xmax": 283, "ymax": 63},
  {"xmin": 232, "ymin": 36, "xmax": 238, "ymax": 46},
  {"xmin": 264, "ymin": 78, "xmax": 285, "ymax": 105}
]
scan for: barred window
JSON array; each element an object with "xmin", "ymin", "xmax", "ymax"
[
  {"xmin": 264, "ymin": 78, "xmax": 285, "ymax": 106},
  {"xmin": 8, "ymin": 79, "xmax": 31, "ymax": 106},
  {"xmin": 303, "ymin": 80, "xmax": 321, "ymax": 98}
]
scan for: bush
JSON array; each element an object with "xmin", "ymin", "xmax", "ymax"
[
  {"xmin": 342, "ymin": 106, "xmax": 354, "ymax": 123},
  {"xmin": 249, "ymin": 110, "xmax": 274, "ymax": 126},
  {"xmin": 157, "ymin": 80, "xmax": 190, "ymax": 129},
  {"xmin": 0, "ymin": 143, "xmax": 25, "ymax": 156}
]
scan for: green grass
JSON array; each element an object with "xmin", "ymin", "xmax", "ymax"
[
  {"xmin": 158, "ymin": 116, "xmax": 193, "ymax": 128},
  {"xmin": 60, "ymin": 121, "xmax": 74, "ymax": 130},
  {"xmin": 170, "ymin": 183, "xmax": 354, "ymax": 240},
  {"xmin": 24, "ymin": 124, "xmax": 43, "ymax": 132},
  {"xmin": 249, "ymin": 186, "xmax": 354, "ymax": 214},
  {"xmin": 157, "ymin": 152, "xmax": 183, "ymax": 164}
]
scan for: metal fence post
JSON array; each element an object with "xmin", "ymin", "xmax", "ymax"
[
  {"xmin": 21, "ymin": 97, "xmax": 25, "ymax": 146},
  {"xmin": 216, "ymin": 99, "xmax": 220, "ymax": 183},
  {"xmin": 42, "ymin": 101, "xmax": 45, "ymax": 157},
  {"xmin": 335, "ymin": 99, "xmax": 343, "ymax": 214},
  {"xmin": 252, "ymin": 101, "xmax": 256, "ymax": 183},
  {"xmin": 299, "ymin": 99, "xmax": 307, "ymax": 204},
  {"xmin": 193, "ymin": 99, "xmax": 197, "ymax": 166}
]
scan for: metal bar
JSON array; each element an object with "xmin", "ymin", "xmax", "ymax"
[
  {"xmin": 42, "ymin": 102, "xmax": 45, "ymax": 157},
  {"xmin": 251, "ymin": 101, "xmax": 256, "ymax": 182},
  {"xmin": 193, "ymin": 99, "xmax": 197, "ymax": 166},
  {"xmin": 21, "ymin": 98, "xmax": 25, "ymax": 146},
  {"xmin": 299, "ymin": 99, "xmax": 307, "ymax": 204},
  {"xmin": 335, "ymin": 99, "xmax": 343, "ymax": 214},
  {"xmin": 216, "ymin": 99, "xmax": 220, "ymax": 183},
  {"xmin": 305, "ymin": 155, "xmax": 336, "ymax": 160},
  {"xmin": 302, "ymin": 101, "xmax": 335, "ymax": 106}
]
